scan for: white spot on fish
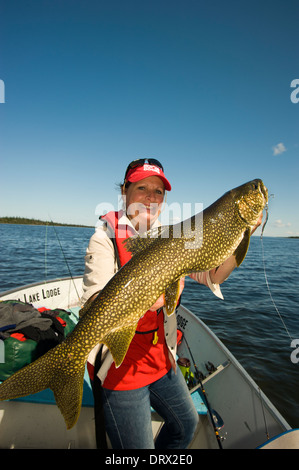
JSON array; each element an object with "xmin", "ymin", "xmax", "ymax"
[{"xmin": 124, "ymin": 279, "xmax": 133, "ymax": 288}]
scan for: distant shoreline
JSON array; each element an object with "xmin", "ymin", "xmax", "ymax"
[
  {"xmin": 1, "ymin": 217, "xmax": 298, "ymax": 237},
  {"xmin": 0, "ymin": 217, "xmax": 93, "ymax": 228}
]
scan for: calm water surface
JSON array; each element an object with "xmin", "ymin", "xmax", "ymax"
[{"xmin": 1, "ymin": 224, "xmax": 299, "ymax": 428}]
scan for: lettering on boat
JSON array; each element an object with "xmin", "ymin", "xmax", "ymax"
[
  {"xmin": 20, "ymin": 286, "xmax": 61, "ymax": 304},
  {"xmin": 42, "ymin": 287, "xmax": 61, "ymax": 299},
  {"xmin": 23, "ymin": 292, "xmax": 41, "ymax": 303},
  {"xmin": 176, "ymin": 313, "xmax": 189, "ymax": 330}
]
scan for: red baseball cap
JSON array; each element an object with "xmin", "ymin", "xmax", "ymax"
[{"xmin": 125, "ymin": 159, "xmax": 172, "ymax": 191}]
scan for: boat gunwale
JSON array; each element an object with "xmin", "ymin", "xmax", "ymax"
[{"xmin": 0, "ymin": 276, "xmax": 83, "ymax": 298}]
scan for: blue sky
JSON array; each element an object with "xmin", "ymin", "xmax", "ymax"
[{"xmin": 1, "ymin": 0, "xmax": 298, "ymax": 236}]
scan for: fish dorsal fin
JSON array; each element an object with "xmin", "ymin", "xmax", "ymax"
[
  {"xmin": 164, "ymin": 279, "xmax": 181, "ymax": 316},
  {"xmin": 102, "ymin": 323, "xmax": 138, "ymax": 367},
  {"xmin": 123, "ymin": 225, "xmax": 169, "ymax": 256},
  {"xmin": 233, "ymin": 228, "xmax": 251, "ymax": 266}
]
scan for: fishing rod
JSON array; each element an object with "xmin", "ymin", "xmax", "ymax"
[
  {"xmin": 45, "ymin": 216, "xmax": 81, "ymax": 307},
  {"xmin": 182, "ymin": 334, "xmax": 223, "ymax": 449},
  {"xmin": 258, "ymin": 386, "xmax": 269, "ymax": 441}
]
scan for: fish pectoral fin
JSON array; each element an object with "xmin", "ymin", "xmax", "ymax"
[
  {"xmin": 233, "ymin": 228, "xmax": 251, "ymax": 266},
  {"xmin": 102, "ymin": 324, "xmax": 137, "ymax": 368},
  {"xmin": 164, "ymin": 279, "xmax": 181, "ymax": 316}
]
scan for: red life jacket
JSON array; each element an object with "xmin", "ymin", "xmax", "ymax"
[{"xmin": 99, "ymin": 211, "xmax": 171, "ymax": 390}]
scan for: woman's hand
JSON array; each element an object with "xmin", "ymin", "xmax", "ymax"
[
  {"xmin": 251, "ymin": 212, "xmax": 263, "ymax": 235},
  {"xmin": 209, "ymin": 212, "xmax": 264, "ymax": 284},
  {"xmin": 149, "ymin": 277, "xmax": 185, "ymax": 311}
]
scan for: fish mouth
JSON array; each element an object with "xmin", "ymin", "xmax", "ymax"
[
  {"xmin": 251, "ymin": 179, "xmax": 268, "ymax": 205},
  {"xmin": 259, "ymin": 181, "xmax": 268, "ymax": 204},
  {"xmin": 239, "ymin": 180, "xmax": 268, "ymax": 216}
]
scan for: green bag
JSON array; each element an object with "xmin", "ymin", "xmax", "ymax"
[
  {"xmin": 0, "ymin": 337, "xmax": 38, "ymax": 381},
  {"xmin": 0, "ymin": 304, "xmax": 76, "ymax": 382}
]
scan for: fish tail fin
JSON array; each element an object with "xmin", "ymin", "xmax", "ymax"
[{"xmin": 0, "ymin": 344, "xmax": 85, "ymax": 429}]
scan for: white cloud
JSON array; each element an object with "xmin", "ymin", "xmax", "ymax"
[
  {"xmin": 274, "ymin": 219, "xmax": 291, "ymax": 228},
  {"xmin": 272, "ymin": 142, "xmax": 287, "ymax": 156}
]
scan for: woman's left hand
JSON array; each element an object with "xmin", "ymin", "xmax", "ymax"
[
  {"xmin": 251, "ymin": 212, "xmax": 263, "ymax": 235},
  {"xmin": 149, "ymin": 277, "xmax": 185, "ymax": 311}
]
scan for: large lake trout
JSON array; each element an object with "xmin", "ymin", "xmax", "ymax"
[{"xmin": 0, "ymin": 179, "xmax": 268, "ymax": 428}]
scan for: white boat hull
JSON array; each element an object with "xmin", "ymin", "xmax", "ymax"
[
  {"xmin": 176, "ymin": 305, "xmax": 291, "ymax": 449},
  {"xmin": 0, "ymin": 277, "xmax": 294, "ymax": 449}
]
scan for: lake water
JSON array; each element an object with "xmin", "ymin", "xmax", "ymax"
[{"xmin": 0, "ymin": 223, "xmax": 299, "ymax": 428}]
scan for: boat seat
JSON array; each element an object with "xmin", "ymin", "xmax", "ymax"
[{"xmin": 191, "ymin": 389, "xmax": 208, "ymax": 415}]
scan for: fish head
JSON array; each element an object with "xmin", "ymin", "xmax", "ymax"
[{"xmin": 232, "ymin": 179, "xmax": 268, "ymax": 227}]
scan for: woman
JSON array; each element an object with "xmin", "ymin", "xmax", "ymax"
[{"xmin": 81, "ymin": 158, "xmax": 261, "ymax": 449}]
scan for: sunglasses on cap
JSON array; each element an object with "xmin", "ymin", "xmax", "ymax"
[{"xmin": 124, "ymin": 158, "xmax": 164, "ymax": 181}]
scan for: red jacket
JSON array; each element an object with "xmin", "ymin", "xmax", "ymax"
[{"xmin": 97, "ymin": 211, "xmax": 171, "ymax": 390}]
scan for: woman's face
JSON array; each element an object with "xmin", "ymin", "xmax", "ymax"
[{"xmin": 123, "ymin": 176, "xmax": 165, "ymax": 232}]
